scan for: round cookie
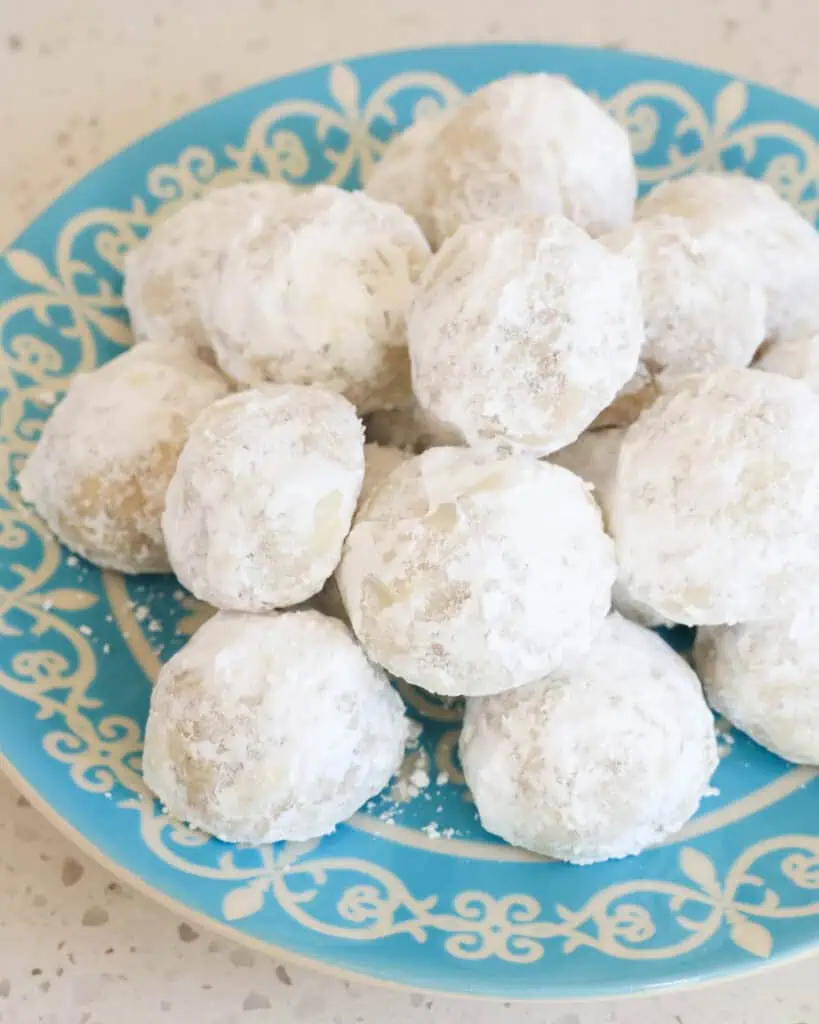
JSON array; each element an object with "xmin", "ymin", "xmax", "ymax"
[
  {"xmin": 336, "ymin": 446, "xmax": 616, "ymax": 697},
  {"xmin": 419, "ymin": 73, "xmax": 636, "ymax": 248},
  {"xmin": 610, "ymin": 368, "xmax": 819, "ymax": 625},
  {"xmin": 755, "ymin": 332, "xmax": 819, "ymax": 393},
  {"xmin": 124, "ymin": 182, "xmax": 294, "ymax": 358},
  {"xmin": 597, "ymin": 214, "xmax": 766, "ymax": 427},
  {"xmin": 694, "ymin": 609, "xmax": 819, "ymax": 765},
  {"xmin": 200, "ymin": 186, "xmax": 430, "ymax": 413},
  {"xmin": 142, "ymin": 609, "xmax": 408, "ymax": 844},
  {"xmin": 409, "ymin": 215, "xmax": 642, "ymax": 456},
  {"xmin": 19, "ymin": 343, "xmax": 230, "ymax": 573},
  {"xmin": 460, "ymin": 614, "xmax": 718, "ymax": 863},
  {"xmin": 637, "ymin": 172, "xmax": 819, "ymax": 341},
  {"xmin": 163, "ymin": 385, "xmax": 364, "ymax": 611},
  {"xmin": 365, "ymin": 108, "xmax": 454, "ymax": 243},
  {"xmin": 550, "ymin": 429, "xmax": 669, "ymax": 627}
]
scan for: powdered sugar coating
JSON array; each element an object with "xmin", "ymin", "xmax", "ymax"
[
  {"xmin": 420, "ymin": 73, "xmax": 636, "ymax": 248},
  {"xmin": 314, "ymin": 443, "xmax": 411, "ymax": 621},
  {"xmin": 364, "ymin": 109, "xmax": 454, "ymax": 242},
  {"xmin": 19, "ymin": 343, "xmax": 230, "ymax": 573},
  {"xmin": 598, "ymin": 214, "xmax": 766, "ymax": 427},
  {"xmin": 200, "ymin": 186, "xmax": 430, "ymax": 413},
  {"xmin": 756, "ymin": 332, "xmax": 819, "ymax": 392},
  {"xmin": 638, "ymin": 173, "xmax": 819, "ymax": 341},
  {"xmin": 550, "ymin": 429, "xmax": 669, "ymax": 627},
  {"xmin": 336, "ymin": 446, "xmax": 616, "ymax": 697},
  {"xmin": 610, "ymin": 368, "xmax": 819, "ymax": 625},
  {"xmin": 694, "ymin": 608, "xmax": 819, "ymax": 765},
  {"xmin": 123, "ymin": 182, "xmax": 294, "ymax": 358},
  {"xmin": 142, "ymin": 609, "xmax": 408, "ymax": 844},
  {"xmin": 461, "ymin": 614, "xmax": 718, "ymax": 863},
  {"xmin": 408, "ymin": 215, "xmax": 643, "ymax": 455},
  {"xmin": 162, "ymin": 385, "xmax": 365, "ymax": 612}
]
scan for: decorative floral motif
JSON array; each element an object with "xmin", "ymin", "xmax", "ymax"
[
  {"xmin": 226, "ymin": 64, "xmax": 463, "ymax": 188},
  {"xmin": 604, "ymin": 78, "xmax": 818, "ymax": 219},
  {"xmin": 125, "ymin": 803, "xmax": 819, "ymax": 962},
  {"xmin": 2, "ymin": 57, "xmax": 819, "ymax": 988}
]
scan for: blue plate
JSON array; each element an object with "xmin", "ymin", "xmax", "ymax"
[{"xmin": 2, "ymin": 43, "xmax": 818, "ymax": 999}]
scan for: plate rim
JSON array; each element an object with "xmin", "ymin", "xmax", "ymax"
[
  {"xmin": 1, "ymin": 39, "xmax": 816, "ymax": 257},
  {"xmin": 5, "ymin": 753, "xmax": 818, "ymax": 1003}
]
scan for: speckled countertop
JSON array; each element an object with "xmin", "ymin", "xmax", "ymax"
[{"xmin": 1, "ymin": 2, "xmax": 818, "ymax": 1022}]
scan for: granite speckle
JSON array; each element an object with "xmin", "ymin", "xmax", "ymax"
[
  {"xmin": 243, "ymin": 991, "xmax": 272, "ymax": 1011},
  {"xmin": 13, "ymin": 822, "xmax": 39, "ymax": 842},
  {"xmin": 177, "ymin": 923, "xmax": 199, "ymax": 943},
  {"xmin": 275, "ymin": 964, "xmax": 293, "ymax": 986},
  {"xmin": 81, "ymin": 906, "xmax": 109, "ymax": 927},
  {"xmin": 61, "ymin": 857, "xmax": 84, "ymax": 887},
  {"xmin": 230, "ymin": 948, "xmax": 255, "ymax": 968}
]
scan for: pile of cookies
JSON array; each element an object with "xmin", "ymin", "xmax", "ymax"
[{"xmin": 19, "ymin": 72, "xmax": 819, "ymax": 864}]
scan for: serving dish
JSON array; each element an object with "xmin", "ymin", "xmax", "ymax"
[{"xmin": 1, "ymin": 42, "xmax": 818, "ymax": 998}]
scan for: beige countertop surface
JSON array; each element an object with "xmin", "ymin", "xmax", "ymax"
[{"xmin": 1, "ymin": 2, "xmax": 818, "ymax": 1022}]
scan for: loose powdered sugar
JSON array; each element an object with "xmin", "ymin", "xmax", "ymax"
[
  {"xmin": 408, "ymin": 215, "xmax": 643, "ymax": 456},
  {"xmin": 162, "ymin": 385, "xmax": 365, "ymax": 612},
  {"xmin": 19, "ymin": 343, "xmax": 230, "ymax": 573},
  {"xmin": 460, "ymin": 614, "xmax": 718, "ymax": 863},
  {"xmin": 142, "ymin": 609, "xmax": 408, "ymax": 844},
  {"xmin": 336, "ymin": 446, "xmax": 615, "ymax": 697}
]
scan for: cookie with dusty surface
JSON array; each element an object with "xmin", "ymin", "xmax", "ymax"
[
  {"xmin": 638, "ymin": 172, "xmax": 819, "ymax": 342},
  {"xmin": 409, "ymin": 215, "xmax": 642, "ymax": 456},
  {"xmin": 610, "ymin": 368, "xmax": 819, "ymax": 625},
  {"xmin": 19, "ymin": 343, "xmax": 229, "ymax": 573},
  {"xmin": 124, "ymin": 182, "xmax": 294, "ymax": 359},
  {"xmin": 694, "ymin": 607, "xmax": 819, "ymax": 766},
  {"xmin": 596, "ymin": 213, "xmax": 766, "ymax": 427},
  {"xmin": 418, "ymin": 73, "xmax": 636, "ymax": 248},
  {"xmin": 461, "ymin": 614, "xmax": 718, "ymax": 863},
  {"xmin": 142, "ymin": 609, "xmax": 408, "ymax": 844},
  {"xmin": 163, "ymin": 385, "xmax": 364, "ymax": 612},
  {"xmin": 200, "ymin": 186, "xmax": 430, "ymax": 413},
  {"xmin": 337, "ymin": 446, "xmax": 615, "ymax": 697}
]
